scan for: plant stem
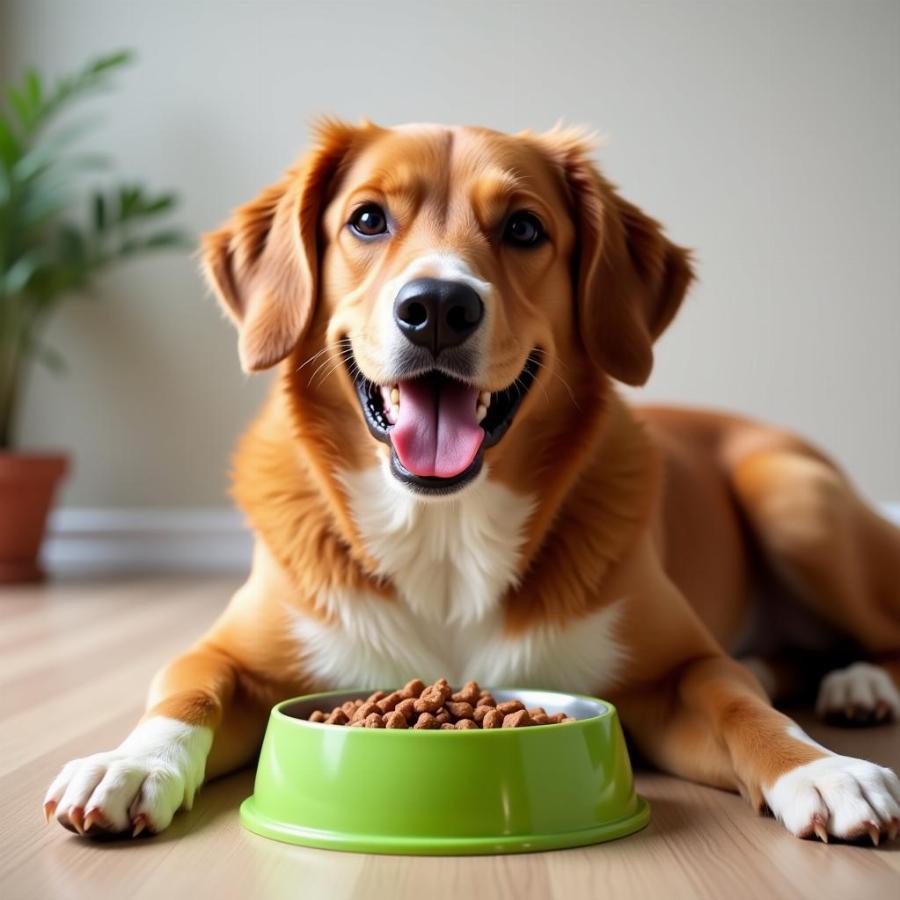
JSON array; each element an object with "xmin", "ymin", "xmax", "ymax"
[{"xmin": 0, "ymin": 345, "xmax": 21, "ymax": 450}]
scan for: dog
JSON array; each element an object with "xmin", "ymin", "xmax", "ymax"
[{"xmin": 44, "ymin": 120, "xmax": 900, "ymax": 844}]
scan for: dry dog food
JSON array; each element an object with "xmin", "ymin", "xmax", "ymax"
[{"xmin": 306, "ymin": 678, "xmax": 577, "ymax": 730}]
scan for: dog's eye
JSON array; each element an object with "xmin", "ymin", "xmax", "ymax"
[
  {"xmin": 349, "ymin": 204, "xmax": 388, "ymax": 238},
  {"xmin": 503, "ymin": 211, "xmax": 545, "ymax": 247}
]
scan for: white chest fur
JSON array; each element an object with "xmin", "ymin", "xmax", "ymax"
[{"xmin": 291, "ymin": 465, "xmax": 626, "ymax": 694}]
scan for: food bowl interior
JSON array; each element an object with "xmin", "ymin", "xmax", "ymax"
[{"xmin": 280, "ymin": 688, "xmax": 610, "ymax": 726}]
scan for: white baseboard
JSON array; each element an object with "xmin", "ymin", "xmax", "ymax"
[
  {"xmin": 44, "ymin": 502, "xmax": 900, "ymax": 578},
  {"xmin": 44, "ymin": 507, "xmax": 253, "ymax": 576}
]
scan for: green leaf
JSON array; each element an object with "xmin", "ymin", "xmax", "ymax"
[
  {"xmin": 143, "ymin": 228, "xmax": 191, "ymax": 248},
  {"xmin": 3, "ymin": 253, "xmax": 42, "ymax": 295},
  {"xmin": 15, "ymin": 50, "xmax": 134, "ymax": 138},
  {"xmin": 93, "ymin": 192, "xmax": 106, "ymax": 231},
  {"xmin": 19, "ymin": 181, "xmax": 70, "ymax": 228},
  {"xmin": 88, "ymin": 50, "xmax": 134, "ymax": 75},
  {"xmin": 0, "ymin": 115, "xmax": 22, "ymax": 170},
  {"xmin": 6, "ymin": 86, "xmax": 33, "ymax": 131},
  {"xmin": 139, "ymin": 193, "xmax": 176, "ymax": 216},
  {"xmin": 58, "ymin": 224, "xmax": 89, "ymax": 265},
  {"xmin": 12, "ymin": 116, "xmax": 99, "ymax": 182},
  {"xmin": 117, "ymin": 184, "xmax": 139, "ymax": 219},
  {"xmin": 24, "ymin": 69, "xmax": 42, "ymax": 111}
]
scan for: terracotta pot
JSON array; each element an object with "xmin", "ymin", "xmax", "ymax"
[{"xmin": 0, "ymin": 452, "xmax": 68, "ymax": 583}]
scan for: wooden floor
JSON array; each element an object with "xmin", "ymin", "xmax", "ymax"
[{"xmin": 1, "ymin": 576, "xmax": 899, "ymax": 900}]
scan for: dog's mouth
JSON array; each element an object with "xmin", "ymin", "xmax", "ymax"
[{"xmin": 351, "ymin": 352, "xmax": 540, "ymax": 494}]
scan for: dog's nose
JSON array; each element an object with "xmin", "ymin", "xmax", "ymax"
[{"xmin": 393, "ymin": 278, "xmax": 484, "ymax": 355}]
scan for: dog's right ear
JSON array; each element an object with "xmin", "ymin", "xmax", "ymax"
[
  {"xmin": 535, "ymin": 127, "xmax": 694, "ymax": 387},
  {"xmin": 201, "ymin": 120, "xmax": 359, "ymax": 372}
]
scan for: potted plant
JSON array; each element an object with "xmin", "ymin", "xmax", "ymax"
[{"xmin": 0, "ymin": 51, "xmax": 188, "ymax": 582}]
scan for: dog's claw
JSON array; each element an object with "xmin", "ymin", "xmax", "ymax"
[
  {"xmin": 812, "ymin": 817, "xmax": 829, "ymax": 843},
  {"xmin": 43, "ymin": 800, "xmax": 56, "ymax": 824},
  {"xmin": 68, "ymin": 806, "xmax": 85, "ymax": 835},
  {"xmin": 866, "ymin": 822, "xmax": 880, "ymax": 846},
  {"xmin": 132, "ymin": 815, "xmax": 147, "ymax": 838},
  {"xmin": 83, "ymin": 809, "xmax": 101, "ymax": 833}
]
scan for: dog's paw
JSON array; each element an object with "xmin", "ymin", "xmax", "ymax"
[
  {"xmin": 764, "ymin": 753, "xmax": 900, "ymax": 844},
  {"xmin": 43, "ymin": 717, "xmax": 212, "ymax": 837},
  {"xmin": 815, "ymin": 662, "xmax": 900, "ymax": 724}
]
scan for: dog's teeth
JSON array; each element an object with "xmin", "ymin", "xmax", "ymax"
[
  {"xmin": 479, "ymin": 391, "xmax": 491, "ymax": 407},
  {"xmin": 391, "ymin": 404, "xmax": 399, "ymax": 421},
  {"xmin": 390, "ymin": 387, "xmax": 400, "ymax": 405},
  {"xmin": 476, "ymin": 404, "xmax": 487, "ymax": 423}
]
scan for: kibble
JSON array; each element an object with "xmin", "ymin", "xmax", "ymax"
[
  {"xmin": 414, "ymin": 712, "xmax": 439, "ymax": 730},
  {"xmin": 352, "ymin": 701, "xmax": 380, "ymax": 722},
  {"xmin": 502, "ymin": 709, "xmax": 532, "ymax": 728},
  {"xmin": 451, "ymin": 681, "xmax": 480, "ymax": 704},
  {"xmin": 401, "ymin": 678, "xmax": 426, "ymax": 699},
  {"xmin": 377, "ymin": 691, "xmax": 403, "ymax": 713},
  {"xmin": 305, "ymin": 679, "xmax": 577, "ymax": 731},
  {"xmin": 446, "ymin": 701, "xmax": 475, "ymax": 719}
]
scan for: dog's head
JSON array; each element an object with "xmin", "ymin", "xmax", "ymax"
[{"xmin": 203, "ymin": 120, "xmax": 693, "ymax": 497}]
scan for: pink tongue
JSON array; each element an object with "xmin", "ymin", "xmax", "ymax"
[{"xmin": 391, "ymin": 378, "xmax": 484, "ymax": 478}]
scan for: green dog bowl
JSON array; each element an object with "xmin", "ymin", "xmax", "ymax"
[{"xmin": 240, "ymin": 688, "xmax": 648, "ymax": 855}]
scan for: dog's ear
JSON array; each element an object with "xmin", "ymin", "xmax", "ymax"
[
  {"xmin": 540, "ymin": 130, "xmax": 694, "ymax": 386},
  {"xmin": 201, "ymin": 120, "xmax": 358, "ymax": 372}
]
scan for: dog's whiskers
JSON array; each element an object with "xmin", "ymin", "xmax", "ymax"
[
  {"xmin": 304, "ymin": 338, "xmax": 354, "ymax": 389},
  {"xmin": 296, "ymin": 345, "xmax": 334, "ymax": 374},
  {"xmin": 311, "ymin": 348, "xmax": 355, "ymax": 389},
  {"xmin": 529, "ymin": 354, "xmax": 578, "ymax": 410}
]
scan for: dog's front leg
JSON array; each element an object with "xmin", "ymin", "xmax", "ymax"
[
  {"xmin": 608, "ymin": 538, "xmax": 900, "ymax": 843},
  {"xmin": 43, "ymin": 547, "xmax": 299, "ymax": 837},
  {"xmin": 42, "ymin": 639, "xmax": 262, "ymax": 837},
  {"xmin": 618, "ymin": 654, "xmax": 900, "ymax": 842}
]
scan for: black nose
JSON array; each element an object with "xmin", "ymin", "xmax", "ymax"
[{"xmin": 393, "ymin": 278, "xmax": 484, "ymax": 355}]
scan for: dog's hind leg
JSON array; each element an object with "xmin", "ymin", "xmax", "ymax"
[{"xmin": 729, "ymin": 442, "xmax": 900, "ymax": 724}]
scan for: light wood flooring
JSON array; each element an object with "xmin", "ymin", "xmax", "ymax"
[{"xmin": 2, "ymin": 575, "xmax": 898, "ymax": 899}]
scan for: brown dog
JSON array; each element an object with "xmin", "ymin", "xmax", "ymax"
[{"xmin": 44, "ymin": 120, "xmax": 900, "ymax": 844}]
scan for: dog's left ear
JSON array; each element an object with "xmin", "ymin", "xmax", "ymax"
[
  {"xmin": 540, "ymin": 131, "xmax": 695, "ymax": 386},
  {"xmin": 201, "ymin": 120, "xmax": 359, "ymax": 372}
]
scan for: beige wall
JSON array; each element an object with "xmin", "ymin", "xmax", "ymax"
[{"xmin": 3, "ymin": 0, "xmax": 899, "ymax": 507}]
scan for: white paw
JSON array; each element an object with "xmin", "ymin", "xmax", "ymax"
[
  {"xmin": 764, "ymin": 753, "xmax": 900, "ymax": 843},
  {"xmin": 43, "ymin": 717, "xmax": 212, "ymax": 837},
  {"xmin": 815, "ymin": 662, "xmax": 900, "ymax": 723}
]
